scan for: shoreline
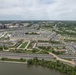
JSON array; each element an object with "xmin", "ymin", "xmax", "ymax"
[{"xmin": 0, "ymin": 60, "xmax": 27, "ymax": 64}]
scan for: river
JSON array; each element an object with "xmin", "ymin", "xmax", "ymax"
[{"xmin": 0, "ymin": 62, "xmax": 67, "ymax": 75}]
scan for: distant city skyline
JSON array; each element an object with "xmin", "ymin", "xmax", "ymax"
[{"xmin": 0, "ymin": 0, "xmax": 76, "ymax": 20}]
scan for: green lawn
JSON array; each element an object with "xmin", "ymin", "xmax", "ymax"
[{"xmin": 19, "ymin": 42, "xmax": 28, "ymax": 48}]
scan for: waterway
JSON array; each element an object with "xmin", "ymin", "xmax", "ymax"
[{"xmin": 0, "ymin": 62, "xmax": 67, "ymax": 75}]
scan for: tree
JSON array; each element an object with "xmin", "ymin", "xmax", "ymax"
[
  {"xmin": 27, "ymin": 59, "xmax": 33, "ymax": 65},
  {"xmin": 32, "ymin": 49, "xmax": 36, "ymax": 53},
  {"xmin": 20, "ymin": 58, "xmax": 25, "ymax": 62}
]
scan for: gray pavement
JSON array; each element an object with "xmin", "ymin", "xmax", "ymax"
[
  {"xmin": 0, "ymin": 52, "xmax": 76, "ymax": 60},
  {"xmin": 0, "ymin": 52, "xmax": 54, "ymax": 60}
]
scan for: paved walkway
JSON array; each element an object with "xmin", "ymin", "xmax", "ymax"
[
  {"xmin": 49, "ymin": 52, "xmax": 75, "ymax": 66},
  {"xmin": 24, "ymin": 41, "xmax": 30, "ymax": 50},
  {"xmin": 33, "ymin": 43, "xmax": 36, "ymax": 48},
  {"xmin": 17, "ymin": 41, "xmax": 25, "ymax": 49}
]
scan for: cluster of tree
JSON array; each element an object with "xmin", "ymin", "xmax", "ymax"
[
  {"xmin": 51, "ymin": 50, "xmax": 65, "ymax": 55},
  {"xmin": 38, "ymin": 40, "xmax": 49, "ymax": 42},
  {"xmin": 0, "ymin": 46, "xmax": 3, "ymax": 50},
  {"xmin": 64, "ymin": 39, "xmax": 76, "ymax": 42},
  {"xmin": 0, "ymin": 45, "xmax": 8, "ymax": 51},
  {"xmin": 54, "ymin": 29, "xmax": 76, "ymax": 36},
  {"xmin": 50, "ymin": 41, "xmax": 61, "ymax": 44},
  {"xmin": 32, "ymin": 48, "xmax": 38, "ymax": 53},
  {"xmin": 56, "ymin": 21, "xmax": 76, "ymax": 28},
  {"xmin": 38, "ymin": 46, "xmax": 51, "ymax": 50},
  {"xmin": 12, "ymin": 49, "xmax": 26, "ymax": 53},
  {"xmin": 27, "ymin": 57, "xmax": 76, "ymax": 75}
]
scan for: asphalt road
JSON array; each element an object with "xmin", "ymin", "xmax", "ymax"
[
  {"xmin": 58, "ymin": 55, "xmax": 76, "ymax": 59},
  {"xmin": 0, "ymin": 52, "xmax": 76, "ymax": 60},
  {"xmin": 0, "ymin": 52, "xmax": 54, "ymax": 60}
]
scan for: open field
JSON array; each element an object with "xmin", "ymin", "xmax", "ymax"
[{"xmin": 19, "ymin": 42, "xmax": 28, "ymax": 48}]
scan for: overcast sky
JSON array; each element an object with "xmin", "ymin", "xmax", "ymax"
[{"xmin": 0, "ymin": 0, "xmax": 76, "ymax": 20}]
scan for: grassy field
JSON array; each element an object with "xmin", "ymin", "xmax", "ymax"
[
  {"xmin": 19, "ymin": 42, "xmax": 28, "ymax": 48},
  {"xmin": 37, "ymin": 50, "xmax": 49, "ymax": 54},
  {"xmin": 14, "ymin": 40, "xmax": 23, "ymax": 48}
]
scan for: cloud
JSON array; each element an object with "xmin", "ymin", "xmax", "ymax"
[{"xmin": 0, "ymin": 0, "xmax": 76, "ymax": 20}]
